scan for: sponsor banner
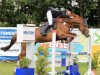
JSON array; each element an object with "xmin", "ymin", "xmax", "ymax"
[
  {"xmin": 0, "ymin": 56, "xmax": 18, "ymax": 60},
  {"xmin": 17, "ymin": 24, "xmax": 36, "ymax": 42},
  {"xmin": 0, "ymin": 27, "xmax": 16, "ymax": 42},
  {"xmin": 0, "ymin": 27, "xmax": 21, "ymax": 60}
]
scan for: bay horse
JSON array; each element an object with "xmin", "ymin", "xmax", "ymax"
[{"xmin": 0, "ymin": 12, "xmax": 90, "ymax": 60}]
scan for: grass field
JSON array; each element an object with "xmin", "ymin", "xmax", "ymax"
[
  {"xmin": 0, "ymin": 61, "xmax": 100, "ymax": 75},
  {"xmin": 0, "ymin": 61, "xmax": 16, "ymax": 75}
]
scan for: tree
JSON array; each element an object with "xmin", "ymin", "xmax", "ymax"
[
  {"xmin": 0, "ymin": 0, "xmax": 99, "ymax": 27},
  {"xmin": 98, "ymin": 0, "xmax": 100, "ymax": 27}
]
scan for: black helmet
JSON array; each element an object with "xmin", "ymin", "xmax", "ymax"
[{"xmin": 67, "ymin": 7, "xmax": 73, "ymax": 11}]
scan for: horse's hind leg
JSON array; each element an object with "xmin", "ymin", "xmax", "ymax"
[
  {"xmin": 0, "ymin": 34, "xmax": 17, "ymax": 51},
  {"xmin": 18, "ymin": 42, "xmax": 26, "ymax": 60}
]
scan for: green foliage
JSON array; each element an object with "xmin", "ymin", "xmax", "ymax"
[
  {"xmin": 35, "ymin": 44, "xmax": 49, "ymax": 75},
  {"xmin": 0, "ymin": 21, "xmax": 10, "ymax": 27},
  {"xmin": 0, "ymin": 0, "xmax": 99, "ymax": 27},
  {"xmin": 92, "ymin": 51, "xmax": 100, "ymax": 69},
  {"xmin": 19, "ymin": 57, "xmax": 31, "ymax": 68},
  {"xmin": 92, "ymin": 58, "xmax": 98, "ymax": 69}
]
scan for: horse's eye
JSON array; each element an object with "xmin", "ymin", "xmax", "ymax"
[{"xmin": 63, "ymin": 22, "xmax": 66, "ymax": 25}]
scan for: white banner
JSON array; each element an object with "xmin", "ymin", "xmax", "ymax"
[
  {"xmin": 17, "ymin": 24, "xmax": 36, "ymax": 42},
  {"xmin": 0, "ymin": 27, "xmax": 21, "ymax": 60}
]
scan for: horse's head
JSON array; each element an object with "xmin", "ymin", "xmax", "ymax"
[
  {"xmin": 77, "ymin": 17, "xmax": 90, "ymax": 38},
  {"xmin": 81, "ymin": 18, "xmax": 90, "ymax": 37},
  {"xmin": 67, "ymin": 13, "xmax": 90, "ymax": 38},
  {"xmin": 81, "ymin": 25, "xmax": 90, "ymax": 37}
]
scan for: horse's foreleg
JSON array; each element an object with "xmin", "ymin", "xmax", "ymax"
[
  {"xmin": 0, "ymin": 34, "xmax": 17, "ymax": 51},
  {"xmin": 64, "ymin": 33, "xmax": 76, "ymax": 44},
  {"xmin": 65, "ymin": 37, "xmax": 74, "ymax": 44},
  {"xmin": 18, "ymin": 42, "xmax": 26, "ymax": 60}
]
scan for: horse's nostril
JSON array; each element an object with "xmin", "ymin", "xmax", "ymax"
[{"xmin": 86, "ymin": 35, "xmax": 90, "ymax": 38}]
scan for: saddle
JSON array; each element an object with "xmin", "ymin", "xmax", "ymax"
[{"xmin": 40, "ymin": 21, "xmax": 56, "ymax": 36}]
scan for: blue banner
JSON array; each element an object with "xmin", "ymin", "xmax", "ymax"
[
  {"xmin": 0, "ymin": 56, "xmax": 18, "ymax": 60},
  {"xmin": 0, "ymin": 29, "xmax": 16, "ymax": 40}
]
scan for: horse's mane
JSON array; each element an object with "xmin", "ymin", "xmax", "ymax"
[
  {"xmin": 71, "ymin": 12, "xmax": 80, "ymax": 17},
  {"xmin": 71, "ymin": 13, "xmax": 83, "ymax": 20}
]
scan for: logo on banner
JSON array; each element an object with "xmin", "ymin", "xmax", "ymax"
[
  {"xmin": 0, "ymin": 29, "xmax": 16, "ymax": 40},
  {"xmin": 23, "ymin": 31, "xmax": 34, "ymax": 35},
  {"xmin": 93, "ymin": 30, "xmax": 100, "ymax": 44}
]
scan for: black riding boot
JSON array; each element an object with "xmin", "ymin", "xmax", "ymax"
[{"xmin": 42, "ymin": 25, "xmax": 52, "ymax": 36}]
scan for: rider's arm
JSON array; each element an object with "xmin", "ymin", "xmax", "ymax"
[
  {"xmin": 51, "ymin": 9, "xmax": 71, "ymax": 18},
  {"xmin": 51, "ymin": 10, "xmax": 66, "ymax": 18},
  {"xmin": 46, "ymin": 10, "xmax": 66, "ymax": 25}
]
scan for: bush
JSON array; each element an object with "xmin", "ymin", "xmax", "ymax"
[
  {"xmin": 35, "ymin": 44, "xmax": 49, "ymax": 75},
  {"xmin": 92, "ymin": 51, "xmax": 100, "ymax": 69},
  {"xmin": 19, "ymin": 57, "xmax": 31, "ymax": 68},
  {"xmin": 92, "ymin": 58, "xmax": 98, "ymax": 69}
]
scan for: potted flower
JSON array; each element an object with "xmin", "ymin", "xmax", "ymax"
[
  {"xmin": 16, "ymin": 57, "xmax": 34, "ymax": 75},
  {"xmin": 69, "ymin": 56, "xmax": 80, "ymax": 75},
  {"xmin": 73, "ymin": 56, "xmax": 78, "ymax": 65}
]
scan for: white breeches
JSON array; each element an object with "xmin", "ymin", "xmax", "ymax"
[{"xmin": 47, "ymin": 10, "xmax": 53, "ymax": 25}]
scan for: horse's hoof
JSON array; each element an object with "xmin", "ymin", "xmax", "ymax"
[
  {"xmin": 61, "ymin": 40, "xmax": 64, "ymax": 43},
  {"xmin": 65, "ymin": 41, "xmax": 69, "ymax": 44}
]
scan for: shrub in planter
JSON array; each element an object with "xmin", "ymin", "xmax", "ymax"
[
  {"xmin": 16, "ymin": 57, "xmax": 34, "ymax": 75},
  {"xmin": 19, "ymin": 57, "xmax": 31, "ymax": 68}
]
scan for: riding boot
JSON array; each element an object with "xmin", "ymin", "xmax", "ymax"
[
  {"xmin": 42, "ymin": 25, "xmax": 52, "ymax": 36},
  {"xmin": 45, "ymin": 25, "xmax": 52, "ymax": 32}
]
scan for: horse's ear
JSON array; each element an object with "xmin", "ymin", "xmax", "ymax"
[{"xmin": 83, "ymin": 18, "xmax": 88, "ymax": 26}]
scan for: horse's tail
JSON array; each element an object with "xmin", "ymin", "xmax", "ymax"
[{"xmin": 0, "ymin": 34, "xmax": 17, "ymax": 51}]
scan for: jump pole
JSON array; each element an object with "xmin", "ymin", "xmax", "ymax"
[
  {"xmin": 84, "ymin": 29, "xmax": 94, "ymax": 75},
  {"xmin": 52, "ymin": 30, "xmax": 56, "ymax": 75}
]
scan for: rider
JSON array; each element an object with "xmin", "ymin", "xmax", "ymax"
[{"xmin": 41, "ymin": 7, "xmax": 73, "ymax": 36}]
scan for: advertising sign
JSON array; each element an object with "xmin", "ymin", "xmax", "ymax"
[
  {"xmin": 17, "ymin": 24, "xmax": 36, "ymax": 42},
  {"xmin": 0, "ymin": 27, "xmax": 21, "ymax": 60}
]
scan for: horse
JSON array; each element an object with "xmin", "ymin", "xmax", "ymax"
[{"xmin": 0, "ymin": 12, "xmax": 90, "ymax": 60}]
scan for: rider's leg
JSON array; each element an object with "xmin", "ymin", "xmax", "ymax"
[
  {"xmin": 47, "ymin": 10, "xmax": 53, "ymax": 26},
  {"xmin": 45, "ymin": 10, "xmax": 54, "ymax": 31},
  {"xmin": 40, "ymin": 22, "xmax": 49, "ymax": 36},
  {"xmin": 41, "ymin": 10, "xmax": 53, "ymax": 36}
]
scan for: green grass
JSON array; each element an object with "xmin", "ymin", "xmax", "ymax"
[
  {"xmin": 96, "ymin": 67, "xmax": 100, "ymax": 75},
  {"xmin": 0, "ymin": 61, "xmax": 16, "ymax": 75},
  {"xmin": 0, "ymin": 61, "xmax": 100, "ymax": 75}
]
